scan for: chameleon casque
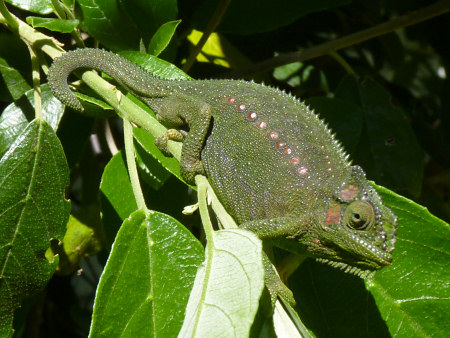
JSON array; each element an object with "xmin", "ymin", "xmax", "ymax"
[{"xmin": 48, "ymin": 49, "xmax": 397, "ymax": 302}]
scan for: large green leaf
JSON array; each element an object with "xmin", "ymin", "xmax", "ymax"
[
  {"xmin": 0, "ymin": 84, "xmax": 65, "ymax": 158},
  {"xmin": 368, "ymin": 185, "xmax": 450, "ymax": 337},
  {"xmin": 0, "ymin": 119, "xmax": 70, "ymax": 336},
  {"xmin": 179, "ymin": 229, "xmax": 264, "ymax": 337},
  {"xmin": 89, "ymin": 209, "xmax": 204, "ymax": 337},
  {"xmin": 5, "ymin": 0, "xmax": 53, "ymax": 14}
]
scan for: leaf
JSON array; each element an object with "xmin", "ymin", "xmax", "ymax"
[
  {"xmin": 89, "ymin": 210, "xmax": 204, "ymax": 337},
  {"xmin": 133, "ymin": 128, "xmax": 183, "ymax": 189},
  {"xmin": 179, "ymin": 229, "xmax": 264, "ymax": 337},
  {"xmin": 5, "ymin": 0, "xmax": 53, "ymax": 14},
  {"xmin": 148, "ymin": 20, "xmax": 181, "ymax": 56},
  {"xmin": 0, "ymin": 57, "xmax": 31, "ymax": 101},
  {"xmin": 367, "ymin": 185, "xmax": 450, "ymax": 337},
  {"xmin": 100, "ymin": 151, "xmax": 137, "ymax": 220},
  {"xmin": 335, "ymin": 75, "xmax": 423, "ymax": 196},
  {"xmin": 76, "ymin": 0, "xmax": 140, "ymax": 50},
  {"xmin": 0, "ymin": 84, "xmax": 65, "ymax": 158},
  {"xmin": 26, "ymin": 17, "xmax": 79, "ymax": 33},
  {"xmin": 119, "ymin": 50, "xmax": 191, "ymax": 80},
  {"xmin": 0, "ymin": 119, "xmax": 70, "ymax": 336}
]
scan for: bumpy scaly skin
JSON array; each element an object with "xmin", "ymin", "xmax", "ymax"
[{"xmin": 48, "ymin": 49, "xmax": 397, "ymax": 293}]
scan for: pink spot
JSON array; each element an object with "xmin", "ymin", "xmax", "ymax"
[
  {"xmin": 237, "ymin": 104, "xmax": 246, "ymax": 111},
  {"xmin": 298, "ymin": 167, "xmax": 308, "ymax": 175},
  {"xmin": 270, "ymin": 131, "xmax": 279, "ymax": 140},
  {"xmin": 258, "ymin": 121, "xmax": 267, "ymax": 129},
  {"xmin": 284, "ymin": 147, "xmax": 292, "ymax": 155},
  {"xmin": 276, "ymin": 141, "xmax": 286, "ymax": 149},
  {"xmin": 326, "ymin": 204, "xmax": 341, "ymax": 225},
  {"xmin": 340, "ymin": 184, "xmax": 358, "ymax": 201},
  {"xmin": 227, "ymin": 97, "xmax": 235, "ymax": 104},
  {"xmin": 290, "ymin": 157, "xmax": 299, "ymax": 165},
  {"xmin": 248, "ymin": 112, "xmax": 257, "ymax": 119}
]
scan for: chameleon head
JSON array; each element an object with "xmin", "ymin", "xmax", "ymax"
[{"xmin": 306, "ymin": 166, "xmax": 397, "ymax": 277}]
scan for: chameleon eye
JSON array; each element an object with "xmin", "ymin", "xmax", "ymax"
[{"xmin": 344, "ymin": 201, "xmax": 375, "ymax": 230}]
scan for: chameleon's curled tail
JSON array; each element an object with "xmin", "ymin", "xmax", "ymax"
[{"xmin": 48, "ymin": 48, "xmax": 172, "ymax": 111}]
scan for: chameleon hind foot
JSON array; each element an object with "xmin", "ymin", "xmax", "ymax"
[{"xmin": 155, "ymin": 129, "xmax": 185, "ymax": 156}]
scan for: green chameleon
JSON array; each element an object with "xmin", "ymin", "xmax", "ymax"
[{"xmin": 48, "ymin": 48, "xmax": 397, "ymax": 304}]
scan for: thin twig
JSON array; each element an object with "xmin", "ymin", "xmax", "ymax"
[
  {"xmin": 182, "ymin": 0, "xmax": 231, "ymax": 72},
  {"xmin": 225, "ymin": 0, "xmax": 450, "ymax": 78}
]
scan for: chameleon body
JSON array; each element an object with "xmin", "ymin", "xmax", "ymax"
[{"xmin": 48, "ymin": 49, "xmax": 397, "ymax": 288}]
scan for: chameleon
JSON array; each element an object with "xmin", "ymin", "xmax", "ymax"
[{"xmin": 48, "ymin": 48, "xmax": 397, "ymax": 303}]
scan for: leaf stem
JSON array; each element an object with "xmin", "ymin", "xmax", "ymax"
[
  {"xmin": 28, "ymin": 46, "xmax": 42, "ymax": 120},
  {"xmin": 226, "ymin": 0, "xmax": 450, "ymax": 78},
  {"xmin": 124, "ymin": 119, "xmax": 147, "ymax": 211},
  {"xmin": 195, "ymin": 175, "xmax": 214, "ymax": 243}
]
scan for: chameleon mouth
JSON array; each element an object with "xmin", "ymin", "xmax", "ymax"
[{"xmin": 315, "ymin": 258, "xmax": 376, "ymax": 279}]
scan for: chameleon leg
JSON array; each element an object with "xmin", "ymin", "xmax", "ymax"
[
  {"xmin": 263, "ymin": 254, "xmax": 296, "ymax": 306},
  {"xmin": 154, "ymin": 129, "xmax": 185, "ymax": 157},
  {"xmin": 151, "ymin": 95, "xmax": 213, "ymax": 184},
  {"xmin": 240, "ymin": 216, "xmax": 307, "ymax": 240}
]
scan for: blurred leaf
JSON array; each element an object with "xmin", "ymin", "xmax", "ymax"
[
  {"xmin": 76, "ymin": 0, "xmax": 140, "ymax": 50},
  {"xmin": 191, "ymin": 0, "xmax": 351, "ymax": 35},
  {"xmin": 26, "ymin": 17, "xmax": 79, "ymax": 33},
  {"xmin": 336, "ymin": 75, "xmax": 423, "ymax": 196},
  {"xmin": 0, "ymin": 57, "xmax": 31, "ymax": 101},
  {"xmin": 306, "ymin": 96, "xmax": 364, "ymax": 155},
  {"xmin": 148, "ymin": 20, "xmax": 181, "ymax": 56},
  {"xmin": 5, "ymin": 0, "xmax": 53, "ymax": 14},
  {"xmin": 0, "ymin": 119, "xmax": 70, "ymax": 336},
  {"xmin": 368, "ymin": 185, "xmax": 450, "ymax": 337},
  {"xmin": 46, "ymin": 204, "xmax": 104, "ymax": 275},
  {"xmin": 179, "ymin": 229, "xmax": 264, "ymax": 337},
  {"xmin": 0, "ymin": 84, "xmax": 64, "ymax": 158},
  {"xmin": 89, "ymin": 209, "xmax": 204, "ymax": 337}
]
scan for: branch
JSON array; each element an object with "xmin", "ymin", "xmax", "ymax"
[{"xmin": 226, "ymin": 0, "xmax": 450, "ymax": 78}]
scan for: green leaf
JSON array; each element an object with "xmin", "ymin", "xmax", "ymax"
[
  {"xmin": 5, "ymin": 0, "xmax": 53, "ymax": 14},
  {"xmin": 336, "ymin": 75, "xmax": 423, "ymax": 196},
  {"xmin": 119, "ymin": 50, "xmax": 191, "ymax": 80},
  {"xmin": 26, "ymin": 17, "xmax": 79, "ymax": 33},
  {"xmin": 76, "ymin": 0, "xmax": 140, "ymax": 50},
  {"xmin": 0, "ymin": 57, "xmax": 31, "ymax": 101},
  {"xmin": 100, "ymin": 151, "xmax": 137, "ymax": 220},
  {"xmin": 367, "ymin": 185, "xmax": 450, "ymax": 337},
  {"xmin": 148, "ymin": 20, "xmax": 181, "ymax": 56},
  {"xmin": 179, "ymin": 229, "xmax": 264, "ymax": 337},
  {"xmin": 0, "ymin": 119, "xmax": 70, "ymax": 336},
  {"xmin": 89, "ymin": 210, "xmax": 204, "ymax": 337},
  {"xmin": 133, "ymin": 128, "xmax": 184, "ymax": 189},
  {"xmin": 0, "ymin": 84, "xmax": 65, "ymax": 158}
]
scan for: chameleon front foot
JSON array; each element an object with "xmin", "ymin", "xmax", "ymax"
[{"xmin": 155, "ymin": 129, "xmax": 185, "ymax": 156}]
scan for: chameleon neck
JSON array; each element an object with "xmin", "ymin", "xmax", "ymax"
[{"xmin": 48, "ymin": 48, "xmax": 174, "ymax": 111}]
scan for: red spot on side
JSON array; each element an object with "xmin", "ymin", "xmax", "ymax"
[
  {"xmin": 340, "ymin": 184, "xmax": 359, "ymax": 201},
  {"xmin": 227, "ymin": 97, "xmax": 235, "ymax": 104},
  {"xmin": 326, "ymin": 204, "xmax": 341, "ymax": 225},
  {"xmin": 314, "ymin": 238, "xmax": 320, "ymax": 245}
]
